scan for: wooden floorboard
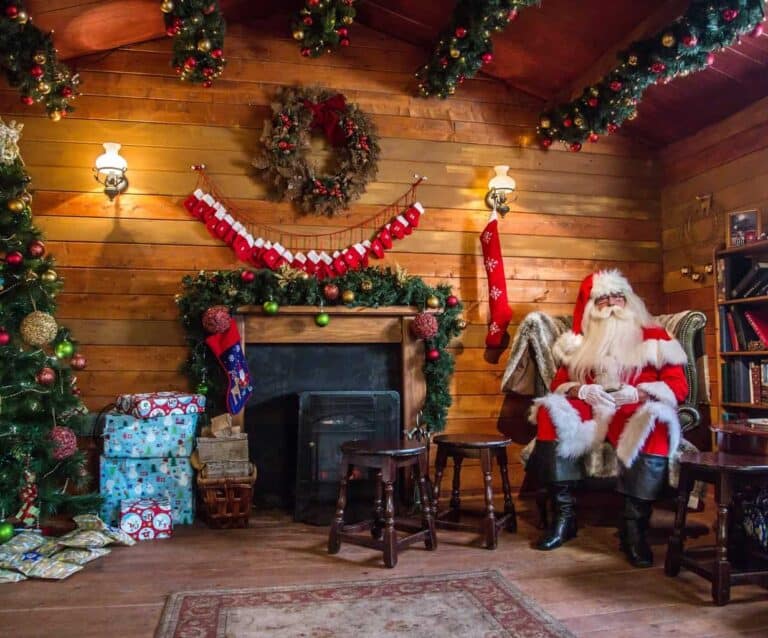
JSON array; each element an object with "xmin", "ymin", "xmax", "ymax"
[{"xmin": 1, "ymin": 500, "xmax": 766, "ymax": 637}]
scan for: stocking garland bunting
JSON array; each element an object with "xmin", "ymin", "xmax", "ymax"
[{"xmin": 480, "ymin": 211, "xmax": 513, "ymax": 348}]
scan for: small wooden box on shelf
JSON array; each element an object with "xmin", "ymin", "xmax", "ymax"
[{"xmin": 714, "ymin": 237, "xmax": 768, "ymax": 421}]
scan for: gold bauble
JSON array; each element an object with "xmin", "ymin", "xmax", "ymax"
[
  {"xmin": 38, "ymin": 82, "xmax": 51, "ymax": 95},
  {"xmin": 160, "ymin": 0, "xmax": 174, "ymax": 12},
  {"xmin": 41, "ymin": 269, "xmax": 58, "ymax": 283},
  {"xmin": 361, "ymin": 279, "xmax": 373, "ymax": 293},
  {"xmin": 16, "ymin": 10, "xmax": 28, "ymax": 23},
  {"xmin": 449, "ymin": 48, "xmax": 460, "ymax": 58},
  {"xmin": 7, "ymin": 198, "xmax": 24, "ymax": 213},
  {"xmin": 627, "ymin": 111, "xmax": 637, "ymax": 121},
  {"xmin": 33, "ymin": 52, "xmax": 47, "ymax": 65},
  {"xmin": 342, "ymin": 289, "xmax": 355, "ymax": 304},
  {"xmin": 292, "ymin": 29, "xmax": 304, "ymax": 41},
  {"xmin": 628, "ymin": 54, "xmax": 638, "ymax": 66},
  {"xmin": 590, "ymin": 86, "xmax": 600, "ymax": 97},
  {"xmin": 574, "ymin": 117, "xmax": 585, "ymax": 128},
  {"xmin": 20, "ymin": 311, "xmax": 58, "ymax": 347},
  {"xmin": 197, "ymin": 38, "xmax": 212, "ymax": 53},
  {"xmin": 426, "ymin": 295, "xmax": 440, "ymax": 309},
  {"xmin": 48, "ymin": 110, "xmax": 62, "ymax": 122},
  {"xmin": 447, "ymin": 86, "xmax": 456, "ymax": 94},
  {"xmin": 342, "ymin": 16, "xmax": 353, "ymax": 25},
  {"xmin": 24, "ymin": 271, "xmax": 38, "ymax": 283},
  {"xmin": 457, "ymin": 318, "xmax": 468, "ymax": 330},
  {"xmin": 662, "ymin": 32, "xmax": 676, "ymax": 47},
  {"xmin": 540, "ymin": 117, "xmax": 551, "ymax": 129}
]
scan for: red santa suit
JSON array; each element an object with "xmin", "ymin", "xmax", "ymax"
[{"xmin": 531, "ymin": 271, "xmax": 689, "ymax": 468}]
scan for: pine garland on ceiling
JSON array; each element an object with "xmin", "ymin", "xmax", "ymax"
[
  {"xmin": 415, "ymin": 0, "xmax": 541, "ymax": 99},
  {"xmin": 292, "ymin": 0, "xmax": 356, "ymax": 58},
  {"xmin": 161, "ymin": 0, "xmax": 226, "ymax": 87},
  {"xmin": 537, "ymin": 0, "xmax": 767, "ymax": 151},
  {"xmin": 0, "ymin": 0, "xmax": 79, "ymax": 120}
]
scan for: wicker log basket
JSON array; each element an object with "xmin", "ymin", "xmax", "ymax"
[{"xmin": 196, "ymin": 464, "xmax": 257, "ymax": 529}]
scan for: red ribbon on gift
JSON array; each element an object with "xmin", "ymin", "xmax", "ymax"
[{"xmin": 302, "ymin": 94, "xmax": 347, "ymax": 147}]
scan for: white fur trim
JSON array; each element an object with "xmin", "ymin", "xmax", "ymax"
[
  {"xmin": 530, "ymin": 393, "xmax": 614, "ymax": 459},
  {"xmin": 637, "ymin": 381, "xmax": 678, "ymax": 408},
  {"xmin": 616, "ymin": 401, "xmax": 681, "ymax": 467},
  {"xmin": 413, "ymin": 202, "xmax": 425, "ymax": 214},
  {"xmin": 591, "ymin": 269, "xmax": 632, "ymax": 298},
  {"xmin": 552, "ymin": 330, "xmax": 583, "ymax": 364},
  {"xmin": 636, "ymin": 337, "xmax": 687, "ymax": 368}
]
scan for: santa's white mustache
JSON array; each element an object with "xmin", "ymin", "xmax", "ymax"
[{"xmin": 591, "ymin": 304, "xmax": 630, "ymax": 320}]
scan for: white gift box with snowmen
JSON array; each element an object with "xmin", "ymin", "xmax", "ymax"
[{"xmin": 100, "ymin": 456, "xmax": 194, "ymax": 526}]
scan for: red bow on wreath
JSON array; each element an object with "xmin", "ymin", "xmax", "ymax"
[{"xmin": 302, "ymin": 94, "xmax": 347, "ymax": 147}]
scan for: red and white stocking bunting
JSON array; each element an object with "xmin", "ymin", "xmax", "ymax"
[{"xmin": 182, "ymin": 189, "xmax": 426, "ymax": 280}]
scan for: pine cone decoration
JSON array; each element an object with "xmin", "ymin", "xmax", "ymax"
[
  {"xmin": 412, "ymin": 312, "xmax": 439, "ymax": 340},
  {"xmin": 201, "ymin": 305, "xmax": 231, "ymax": 334},
  {"xmin": 50, "ymin": 425, "xmax": 77, "ymax": 460}
]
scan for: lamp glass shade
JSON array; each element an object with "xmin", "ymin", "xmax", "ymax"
[
  {"xmin": 488, "ymin": 165, "xmax": 516, "ymax": 191},
  {"xmin": 95, "ymin": 142, "xmax": 127, "ymax": 173}
]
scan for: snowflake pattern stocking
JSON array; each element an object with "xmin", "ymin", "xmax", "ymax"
[
  {"xmin": 480, "ymin": 211, "xmax": 513, "ymax": 347},
  {"xmin": 205, "ymin": 322, "xmax": 253, "ymax": 414}
]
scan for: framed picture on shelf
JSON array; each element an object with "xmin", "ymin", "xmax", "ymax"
[{"xmin": 726, "ymin": 209, "xmax": 761, "ymax": 247}]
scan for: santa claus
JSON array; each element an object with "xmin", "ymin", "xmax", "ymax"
[{"xmin": 528, "ymin": 269, "xmax": 688, "ymax": 567}]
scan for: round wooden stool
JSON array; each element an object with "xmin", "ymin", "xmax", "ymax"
[
  {"xmin": 327, "ymin": 439, "xmax": 437, "ymax": 568},
  {"xmin": 432, "ymin": 433, "xmax": 517, "ymax": 549}
]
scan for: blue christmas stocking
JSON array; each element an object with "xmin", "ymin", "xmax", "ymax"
[{"xmin": 205, "ymin": 322, "xmax": 253, "ymax": 414}]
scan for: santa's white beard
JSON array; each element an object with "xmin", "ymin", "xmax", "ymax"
[{"xmin": 569, "ymin": 305, "xmax": 644, "ymax": 387}]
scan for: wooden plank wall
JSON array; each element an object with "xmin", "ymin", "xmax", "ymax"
[
  {"xmin": 0, "ymin": 18, "xmax": 661, "ymax": 488},
  {"xmin": 660, "ymin": 96, "xmax": 768, "ymax": 426}
]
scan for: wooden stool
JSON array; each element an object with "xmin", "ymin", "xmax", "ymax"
[
  {"xmin": 327, "ymin": 440, "xmax": 436, "ymax": 568},
  {"xmin": 432, "ymin": 433, "xmax": 517, "ymax": 549},
  {"xmin": 665, "ymin": 451, "xmax": 768, "ymax": 605}
]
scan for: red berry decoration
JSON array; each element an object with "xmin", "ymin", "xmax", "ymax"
[
  {"xmin": 563, "ymin": 118, "xmax": 573, "ymax": 128},
  {"xmin": 240, "ymin": 270, "xmax": 256, "ymax": 283},
  {"xmin": 5, "ymin": 251, "xmax": 23, "ymax": 266},
  {"xmin": 323, "ymin": 283, "xmax": 340, "ymax": 301},
  {"xmin": 0, "ymin": 328, "xmax": 9, "ymax": 346},
  {"xmin": 481, "ymin": 52, "xmax": 493, "ymax": 64},
  {"xmin": 21, "ymin": 95, "xmax": 34, "ymax": 106},
  {"xmin": 455, "ymin": 27, "xmax": 467, "ymax": 38},
  {"xmin": 609, "ymin": 80, "xmax": 622, "ymax": 92},
  {"xmin": 587, "ymin": 97, "xmax": 599, "ymax": 108},
  {"xmin": 36, "ymin": 367, "xmax": 56, "ymax": 386},
  {"xmin": 569, "ymin": 142, "xmax": 582, "ymax": 152},
  {"xmin": 426, "ymin": 348, "xmax": 441, "ymax": 362},
  {"xmin": 540, "ymin": 138, "xmax": 553, "ymax": 149},
  {"xmin": 50, "ymin": 426, "xmax": 78, "ymax": 460},
  {"xmin": 446, "ymin": 295, "xmax": 459, "ymax": 308},
  {"xmin": 588, "ymin": 132, "xmax": 600, "ymax": 143},
  {"xmin": 201, "ymin": 305, "xmax": 232, "ymax": 334},
  {"xmin": 5, "ymin": 5, "xmax": 18, "ymax": 18},
  {"xmin": 412, "ymin": 312, "xmax": 439, "ymax": 340},
  {"xmin": 28, "ymin": 240, "xmax": 46, "ymax": 258},
  {"xmin": 70, "ymin": 353, "xmax": 87, "ymax": 370}
]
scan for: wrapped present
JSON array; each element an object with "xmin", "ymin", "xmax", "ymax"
[
  {"xmin": 119, "ymin": 497, "xmax": 173, "ymax": 541},
  {"xmin": 100, "ymin": 456, "xmax": 194, "ymax": 526},
  {"xmin": 115, "ymin": 391, "xmax": 205, "ymax": 419},
  {"xmin": 103, "ymin": 411, "xmax": 198, "ymax": 458}
]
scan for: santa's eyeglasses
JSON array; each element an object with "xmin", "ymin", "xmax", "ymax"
[{"xmin": 594, "ymin": 293, "xmax": 626, "ymax": 307}]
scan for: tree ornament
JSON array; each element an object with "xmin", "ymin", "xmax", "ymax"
[
  {"xmin": 360, "ymin": 279, "xmax": 373, "ymax": 293},
  {"xmin": 752, "ymin": 23, "xmax": 765, "ymax": 37},
  {"xmin": 202, "ymin": 305, "xmax": 232, "ymax": 333},
  {"xmin": 706, "ymin": 52, "xmax": 716, "ymax": 66},
  {"xmin": 5, "ymin": 5, "xmax": 18, "ymax": 18},
  {"xmin": 569, "ymin": 142, "xmax": 582, "ymax": 152},
  {"xmin": 342, "ymin": 15, "xmax": 353, "ymax": 25},
  {"xmin": 0, "ymin": 328, "xmax": 10, "ymax": 346},
  {"xmin": 0, "ymin": 521, "xmax": 13, "ymax": 544},
  {"xmin": 24, "ymin": 397, "xmax": 42, "ymax": 414},
  {"xmin": 315, "ymin": 312, "xmax": 330, "ymax": 327},
  {"xmin": 5, "ymin": 251, "xmax": 23, "ymax": 266},
  {"xmin": 627, "ymin": 54, "xmax": 638, "ymax": 66},
  {"xmin": 342, "ymin": 289, "xmax": 355, "ymax": 304},
  {"xmin": 412, "ymin": 312, "xmax": 439, "ymax": 340},
  {"xmin": 20, "ymin": 311, "xmax": 58, "ymax": 346},
  {"xmin": 446, "ymin": 295, "xmax": 459, "ymax": 308},
  {"xmin": 539, "ymin": 117, "xmax": 551, "ymax": 129},
  {"xmin": 36, "ymin": 367, "xmax": 56, "ymax": 385},
  {"xmin": 449, "ymin": 48, "xmax": 461, "ymax": 58},
  {"xmin": 662, "ymin": 32, "xmax": 676, "ymax": 47},
  {"xmin": 30, "ymin": 64, "xmax": 44, "ymax": 79},
  {"xmin": 55, "ymin": 340, "xmax": 75, "ymax": 359},
  {"xmin": 481, "ymin": 52, "xmax": 493, "ymax": 64},
  {"xmin": 323, "ymin": 283, "xmax": 340, "ymax": 301},
  {"xmin": 21, "ymin": 95, "xmax": 34, "ymax": 106},
  {"xmin": 610, "ymin": 80, "xmax": 623, "ymax": 92},
  {"xmin": 7, "ymin": 197, "xmax": 24, "ymax": 212},
  {"xmin": 682, "ymin": 34, "xmax": 698, "ymax": 47},
  {"xmin": 211, "ymin": 48, "xmax": 224, "ymax": 59},
  {"xmin": 457, "ymin": 318, "xmax": 468, "ymax": 330},
  {"xmin": 573, "ymin": 117, "xmax": 585, "ymax": 128},
  {"xmin": 426, "ymin": 295, "xmax": 440, "ymax": 309},
  {"xmin": 562, "ymin": 117, "xmax": 573, "ymax": 128},
  {"xmin": 587, "ymin": 97, "xmax": 599, "ymax": 107},
  {"xmin": 293, "ymin": 29, "xmax": 305, "ymax": 41},
  {"xmin": 197, "ymin": 39, "xmax": 212, "ymax": 53},
  {"xmin": 540, "ymin": 138, "xmax": 553, "ymax": 149},
  {"xmin": 240, "ymin": 270, "xmax": 256, "ymax": 283},
  {"xmin": 262, "ymin": 300, "xmax": 279, "ymax": 315},
  {"xmin": 50, "ymin": 426, "xmax": 78, "ymax": 460},
  {"xmin": 196, "ymin": 381, "xmax": 209, "ymax": 395},
  {"xmin": 70, "ymin": 353, "xmax": 87, "ymax": 370},
  {"xmin": 161, "ymin": 0, "xmax": 175, "ymax": 13},
  {"xmin": 455, "ymin": 27, "xmax": 467, "ymax": 38},
  {"xmin": 606, "ymin": 122, "xmax": 619, "ymax": 134},
  {"xmin": 426, "ymin": 348, "xmax": 440, "ymax": 362},
  {"xmin": 24, "ymin": 270, "xmax": 38, "ymax": 283},
  {"xmin": 40, "ymin": 269, "xmax": 58, "ymax": 283}
]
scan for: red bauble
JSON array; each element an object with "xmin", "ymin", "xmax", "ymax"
[
  {"xmin": 50, "ymin": 426, "xmax": 78, "ymax": 460},
  {"xmin": 308, "ymin": 0, "xmax": 320, "ymax": 5},
  {"xmin": 587, "ymin": 97, "xmax": 599, "ymax": 108},
  {"xmin": 30, "ymin": 65, "xmax": 44, "ymax": 79},
  {"xmin": 21, "ymin": 95, "xmax": 34, "ymax": 105},
  {"xmin": 61, "ymin": 86, "xmax": 73, "ymax": 98},
  {"xmin": 202, "ymin": 305, "xmax": 232, "ymax": 334},
  {"xmin": 337, "ymin": 27, "xmax": 348, "ymax": 37},
  {"xmin": 682, "ymin": 34, "xmax": 698, "ymax": 47},
  {"xmin": 211, "ymin": 48, "xmax": 223, "ymax": 59},
  {"xmin": 240, "ymin": 270, "xmax": 256, "ymax": 283},
  {"xmin": 301, "ymin": 48, "xmax": 311, "ymax": 57},
  {"xmin": 609, "ymin": 80, "xmax": 622, "ymax": 92},
  {"xmin": 562, "ymin": 118, "xmax": 573, "ymax": 128},
  {"xmin": 340, "ymin": 38, "xmax": 350, "ymax": 47},
  {"xmin": 508, "ymin": 8, "xmax": 518, "ymax": 21},
  {"xmin": 5, "ymin": 251, "xmax": 23, "ymax": 266},
  {"xmin": 722, "ymin": 8, "xmax": 739, "ymax": 22},
  {"xmin": 455, "ymin": 27, "xmax": 467, "ymax": 38},
  {"xmin": 323, "ymin": 283, "xmax": 340, "ymax": 301},
  {"xmin": 174, "ymin": 65, "xmax": 183, "ymax": 75},
  {"xmin": 481, "ymin": 52, "xmax": 493, "ymax": 64},
  {"xmin": 202, "ymin": 67, "xmax": 215, "ymax": 78},
  {"xmin": 72, "ymin": 387, "xmax": 82, "ymax": 397},
  {"xmin": 36, "ymin": 367, "xmax": 56, "ymax": 386},
  {"xmin": 706, "ymin": 52, "xmax": 716, "ymax": 66},
  {"xmin": 412, "ymin": 312, "xmax": 439, "ymax": 340},
  {"xmin": 70, "ymin": 353, "xmax": 87, "ymax": 370},
  {"xmin": 446, "ymin": 295, "xmax": 459, "ymax": 308},
  {"xmin": 202, "ymin": 80, "xmax": 213, "ymax": 88},
  {"xmin": 303, "ymin": 16, "xmax": 313, "ymax": 25},
  {"xmin": 166, "ymin": 26, "xmax": 179, "ymax": 37},
  {"xmin": 184, "ymin": 56, "xmax": 197, "ymax": 70},
  {"xmin": 203, "ymin": 3, "xmax": 216, "ymax": 14},
  {"xmin": 588, "ymin": 132, "xmax": 600, "ymax": 143},
  {"xmin": 752, "ymin": 23, "xmax": 765, "ymax": 38},
  {"xmin": 440, "ymin": 57, "xmax": 448, "ymax": 68},
  {"xmin": 0, "ymin": 329, "xmax": 9, "ymax": 346},
  {"xmin": 540, "ymin": 138, "xmax": 553, "ymax": 149},
  {"xmin": 569, "ymin": 142, "xmax": 582, "ymax": 152},
  {"xmin": 606, "ymin": 122, "xmax": 619, "ymax": 134},
  {"xmin": 5, "ymin": 5, "xmax": 18, "ymax": 18},
  {"xmin": 651, "ymin": 61, "xmax": 666, "ymax": 74},
  {"xmin": 426, "ymin": 348, "xmax": 441, "ymax": 362}
]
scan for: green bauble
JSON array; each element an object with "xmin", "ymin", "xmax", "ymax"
[
  {"xmin": 55, "ymin": 340, "xmax": 74, "ymax": 358},
  {"xmin": 0, "ymin": 521, "xmax": 14, "ymax": 544},
  {"xmin": 262, "ymin": 300, "xmax": 279, "ymax": 315},
  {"xmin": 315, "ymin": 312, "xmax": 330, "ymax": 327},
  {"xmin": 196, "ymin": 382, "xmax": 209, "ymax": 395}
]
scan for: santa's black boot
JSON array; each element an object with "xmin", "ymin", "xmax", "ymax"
[
  {"xmin": 617, "ymin": 453, "xmax": 667, "ymax": 568},
  {"xmin": 530, "ymin": 441, "xmax": 584, "ymax": 551}
]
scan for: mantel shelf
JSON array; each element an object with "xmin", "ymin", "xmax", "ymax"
[{"xmin": 235, "ymin": 305, "xmax": 423, "ymax": 317}]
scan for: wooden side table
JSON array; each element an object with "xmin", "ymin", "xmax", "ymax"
[
  {"xmin": 713, "ymin": 422, "xmax": 768, "ymax": 456},
  {"xmin": 665, "ymin": 451, "xmax": 768, "ymax": 605}
]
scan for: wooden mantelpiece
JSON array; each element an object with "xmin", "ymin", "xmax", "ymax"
[{"xmin": 233, "ymin": 306, "xmax": 427, "ymax": 433}]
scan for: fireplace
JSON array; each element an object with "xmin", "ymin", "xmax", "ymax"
[{"xmin": 234, "ymin": 306, "xmax": 426, "ymax": 524}]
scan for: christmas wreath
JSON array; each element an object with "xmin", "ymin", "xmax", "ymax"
[{"xmin": 253, "ymin": 86, "xmax": 380, "ymax": 217}]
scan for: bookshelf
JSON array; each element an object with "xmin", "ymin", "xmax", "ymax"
[{"xmin": 715, "ymin": 239, "xmax": 768, "ymax": 418}]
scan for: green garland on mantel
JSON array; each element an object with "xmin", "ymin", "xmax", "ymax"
[
  {"xmin": 177, "ymin": 266, "xmax": 464, "ymax": 432},
  {"xmin": 538, "ymin": 0, "xmax": 766, "ymax": 150},
  {"xmin": 0, "ymin": 0, "xmax": 79, "ymax": 120},
  {"xmin": 416, "ymin": 0, "xmax": 539, "ymax": 99}
]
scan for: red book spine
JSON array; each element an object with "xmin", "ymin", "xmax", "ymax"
[
  {"xmin": 726, "ymin": 311, "xmax": 740, "ymax": 351},
  {"xmin": 744, "ymin": 310, "xmax": 768, "ymax": 347}
]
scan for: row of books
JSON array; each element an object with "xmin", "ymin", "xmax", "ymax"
[
  {"xmin": 717, "ymin": 257, "xmax": 768, "ymax": 300},
  {"xmin": 719, "ymin": 306, "xmax": 768, "ymax": 351},
  {"xmin": 721, "ymin": 359, "xmax": 768, "ymax": 405}
]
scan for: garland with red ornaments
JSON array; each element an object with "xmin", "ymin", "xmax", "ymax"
[
  {"xmin": 292, "ymin": 0, "xmax": 356, "ymax": 58},
  {"xmin": 537, "ymin": 0, "xmax": 766, "ymax": 151},
  {"xmin": 160, "ymin": 0, "xmax": 226, "ymax": 87},
  {"xmin": 416, "ymin": 0, "xmax": 540, "ymax": 99},
  {"xmin": 253, "ymin": 86, "xmax": 379, "ymax": 216},
  {"xmin": 0, "ymin": 0, "xmax": 79, "ymax": 119}
]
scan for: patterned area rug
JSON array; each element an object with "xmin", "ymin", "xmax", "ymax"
[{"xmin": 156, "ymin": 570, "xmax": 575, "ymax": 638}]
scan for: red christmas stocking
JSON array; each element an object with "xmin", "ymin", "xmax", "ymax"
[
  {"xmin": 205, "ymin": 322, "xmax": 253, "ymax": 414},
  {"xmin": 480, "ymin": 211, "xmax": 513, "ymax": 347}
]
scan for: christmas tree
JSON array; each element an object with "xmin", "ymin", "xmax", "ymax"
[{"xmin": 0, "ymin": 118, "xmax": 99, "ymax": 526}]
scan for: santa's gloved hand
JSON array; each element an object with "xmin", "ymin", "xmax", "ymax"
[
  {"xmin": 611, "ymin": 384, "xmax": 639, "ymax": 406},
  {"xmin": 577, "ymin": 384, "xmax": 615, "ymax": 409}
]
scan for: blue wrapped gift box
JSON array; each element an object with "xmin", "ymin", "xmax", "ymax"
[
  {"xmin": 103, "ymin": 412, "xmax": 198, "ymax": 459},
  {"xmin": 100, "ymin": 456, "xmax": 194, "ymax": 526}
]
